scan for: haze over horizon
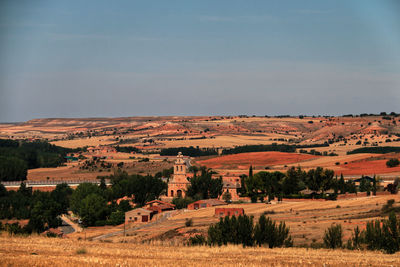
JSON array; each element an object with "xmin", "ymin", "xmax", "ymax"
[{"xmin": 1, "ymin": 1, "xmax": 399, "ymax": 122}]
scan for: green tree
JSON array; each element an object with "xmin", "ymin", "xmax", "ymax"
[
  {"xmin": 70, "ymin": 183, "xmax": 101, "ymax": 215},
  {"xmin": 254, "ymin": 215, "xmax": 292, "ymax": 248},
  {"xmin": 306, "ymin": 167, "xmax": 334, "ymax": 195},
  {"xmin": 323, "ymin": 224, "xmax": 343, "ymax": 249},
  {"xmin": 79, "ymin": 193, "xmax": 107, "ymax": 226},
  {"xmin": 386, "ymin": 158, "xmax": 400, "ymax": 168},
  {"xmin": 186, "ymin": 168, "xmax": 222, "ymax": 199},
  {"xmin": 282, "ymin": 167, "xmax": 306, "ymax": 195}
]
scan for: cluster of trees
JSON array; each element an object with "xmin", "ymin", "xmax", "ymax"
[
  {"xmin": 222, "ymin": 144, "xmax": 296, "ymax": 155},
  {"xmin": 0, "ymin": 139, "xmax": 76, "ymax": 181},
  {"xmin": 221, "ymin": 143, "xmax": 333, "ymax": 156},
  {"xmin": 70, "ymin": 182, "xmax": 130, "ymax": 226},
  {"xmin": 241, "ymin": 166, "xmax": 359, "ymax": 202},
  {"xmin": 114, "ymin": 145, "xmax": 141, "ymax": 154},
  {"xmin": 299, "ymin": 149, "xmax": 338, "ymax": 156},
  {"xmin": 160, "ymin": 146, "xmax": 218, "ymax": 157},
  {"xmin": 324, "ymin": 211, "xmax": 400, "ymax": 254},
  {"xmin": 0, "ymin": 183, "xmax": 72, "ymax": 233},
  {"xmin": 190, "ymin": 214, "xmax": 293, "ymax": 248},
  {"xmin": 185, "ymin": 167, "xmax": 223, "ymax": 200},
  {"xmin": 108, "ymin": 171, "xmax": 167, "ymax": 206},
  {"xmin": 1, "ymin": 170, "xmax": 168, "ymax": 231},
  {"xmin": 386, "ymin": 158, "xmax": 400, "ymax": 168},
  {"xmin": 347, "ymin": 147, "xmax": 400, "ymax": 155},
  {"xmin": 71, "ymin": 171, "xmax": 166, "ymax": 226}
]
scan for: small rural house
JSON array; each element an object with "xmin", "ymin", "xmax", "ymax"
[
  {"xmin": 187, "ymin": 199, "xmax": 225, "ymax": 210},
  {"xmin": 125, "ymin": 208, "xmax": 153, "ymax": 224},
  {"xmin": 215, "ymin": 208, "xmax": 244, "ymax": 217},
  {"xmin": 144, "ymin": 200, "xmax": 175, "ymax": 214}
]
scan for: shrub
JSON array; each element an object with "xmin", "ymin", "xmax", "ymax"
[
  {"xmin": 254, "ymin": 215, "xmax": 293, "ymax": 248},
  {"xmin": 386, "ymin": 158, "xmax": 400, "ymax": 168},
  {"xmin": 76, "ymin": 248, "xmax": 87, "ymax": 255},
  {"xmin": 382, "ymin": 199, "xmax": 395, "ymax": 213},
  {"xmin": 348, "ymin": 226, "xmax": 362, "ymax": 250},
  {"xmin": 172, "ymin": 197, "xmax": 194, "ymax": 209},
  {"xmin": 323, "ymin": 224, "xmax": 343, "ymax": 249},
  {"xmin": 185, "ymin": 218, "xmax": 193, "ymax": 227},
  {"xmin": 187, "ymin": 235, "xmax": 206, "ymax": 246},
  {"xmin": 361, "ymin": 212, "xmax": 400, "ymax": 254}
]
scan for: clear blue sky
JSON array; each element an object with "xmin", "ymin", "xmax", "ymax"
[{"xmin": 0, "ymin": 0, "xmax": 399, "ymax": 122}]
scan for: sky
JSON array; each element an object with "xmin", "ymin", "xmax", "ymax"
[{"xmin": 0, "ymin": 0, "xmax": 399, "ymax": 122}]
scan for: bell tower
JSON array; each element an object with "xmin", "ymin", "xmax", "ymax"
[
  {"xmin": 167, "ymin": 152, "xmax": 190, "ymax": 198},
  {"xmin": 174, "ymin": 152, "xmax": 187, "ymax": 178}
]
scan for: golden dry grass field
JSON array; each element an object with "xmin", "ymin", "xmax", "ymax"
[
  {"xmin": 64, "ymin": 194, "xmax": 400, "ymax": 249},
  {"xmin": 1, "ymin": 235, "xmax": 400, "ymax": 267}
]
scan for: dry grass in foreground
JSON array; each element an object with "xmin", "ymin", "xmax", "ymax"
[{"xmin": 1, "ymin": 235, "xmax": 400, "ymax": 267}]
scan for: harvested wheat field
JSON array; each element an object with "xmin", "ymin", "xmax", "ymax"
[
  {"xmin": 196, "ymin": 152, "xmax": 319, "ymax": 170},
  {"xmin": 1, "ymin": 235, "xmax": 400, "ymax": 267}
]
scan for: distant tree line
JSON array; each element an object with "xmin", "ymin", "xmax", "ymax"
[
  {"xmin": 222, "ymin": 144, "xmax": 296, "ymax": 154},
  {"xmin": 347, "ymin": 147, "xmax": 400, "ymax": 155},
  {"xmin": 114, "ymin": 145, "xmax": 141, "ymax": 154},
  {"xmin": 0, "ymin": 139, "xmax": 77, "ymax": 181},
  {"xmin": 160, "ymin": 146, "xmax": 218, "ymax": 157}
]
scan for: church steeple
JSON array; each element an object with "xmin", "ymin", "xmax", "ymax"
[{"xmin": 174, "ymin": 152, "xmax": 186, "ymax": 176}]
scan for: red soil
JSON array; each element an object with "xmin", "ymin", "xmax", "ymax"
[
  {"xmin": 337, "ymin": 158, "xmax": 400, "ymax": 175},
  {"xmin": 197, "ymin": 152, "xmax": 319, "ymax": 169}
]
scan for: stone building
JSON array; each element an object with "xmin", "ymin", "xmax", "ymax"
[{"xmin": 167, "ymin": 152, "xmax": 190, "ymax": 198}]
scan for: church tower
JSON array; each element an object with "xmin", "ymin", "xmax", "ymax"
[{"xmin": 167, "ymin": 152, "xmax": 190, "ymax": 198}]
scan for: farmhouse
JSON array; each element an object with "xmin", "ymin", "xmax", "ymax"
[
  {"xmin": 144, "ymin": 200, "xmax": 175, "ymax": 214},
  {"xmin": 220, "ymin": 176, "xmax": 241, "ymax": 201},
  {"xmin": 215, "ymin": 208, "xmax": 244, "ymax": 217},
  {"xmin": 187, "ymin": 199, "xmax": 225, "ymax": 210},
  {"xmin": 125, "ymin": 208, "xmax": 153, "ymax": 224}
]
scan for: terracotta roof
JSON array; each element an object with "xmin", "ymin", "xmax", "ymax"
[
  {"xmin": 192, "ymin": 199, "xmax": 225, "ymax": 206},
  {"xmin": 146, "ymin": 200, "xmax": 175, "ymax": 207},
  {"xmin": 147, "ymin": 204, "xmax": 175, "ymax": 211},
  {"xmin": 125, "ymin": 208, "xmax": 152, "ymax": 215}
]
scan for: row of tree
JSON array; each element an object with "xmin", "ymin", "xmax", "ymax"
[
  {"xmin": 189, "ymin": 210, "xmax": 400, "ymax": 254},
  {"xmin": 324, "ymin": 211, "xmax": 400, "ymax": 254},
  {"xmin": 240, "ymin": 166, "xmax": 361, "ymax": 202},
  {"xmin": 190, "ymin": 214, "xmax": 293, "ymax": 248},
  {"xmin": 160, "ymin": 146, "xmax": 218, "ymax": 157}
]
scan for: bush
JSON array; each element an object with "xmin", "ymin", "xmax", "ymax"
[
  {"xmin": 185, "ymin": 218, "xmax": 193, "ymax": 227},
  {"xmin": 323, "ymin": 224, "xmax": 343, "ymax": 249},
  {"xmin": 386, "ymin": 158, "xmax": 400, "ymax": 168},
  {"xmin": 382, "ymin": 199, "xmax": 396, "ymax": 213},
  {"xmin": 349, "ymin": 226, "xmax": 362, "ymax": 250},
  {"xmin": 187, "ymin": 235, "xmax": 206, "ymax": 246},
  {"xmin": 254, "ymin": 215, "xmax": 293, "ymax": 248},
  {"xmin": 76, "ymin": 248, "xmax": 87, "ymax": 254},
  {"xmin": 172, "ymin": 197, "xmax": 194, "ymax": 209},
  {"xmin": 107, "ymin": 211, "xmax": 125, "ymax": 226}
]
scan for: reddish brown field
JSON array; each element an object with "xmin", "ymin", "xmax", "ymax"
[
  {"xmin": 338, "ymin": 158, "xmax": 400, "ymax": 175},
  {"xmin": 197, "ymin": 152, "xmax": 319, "ymax": 169}
]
